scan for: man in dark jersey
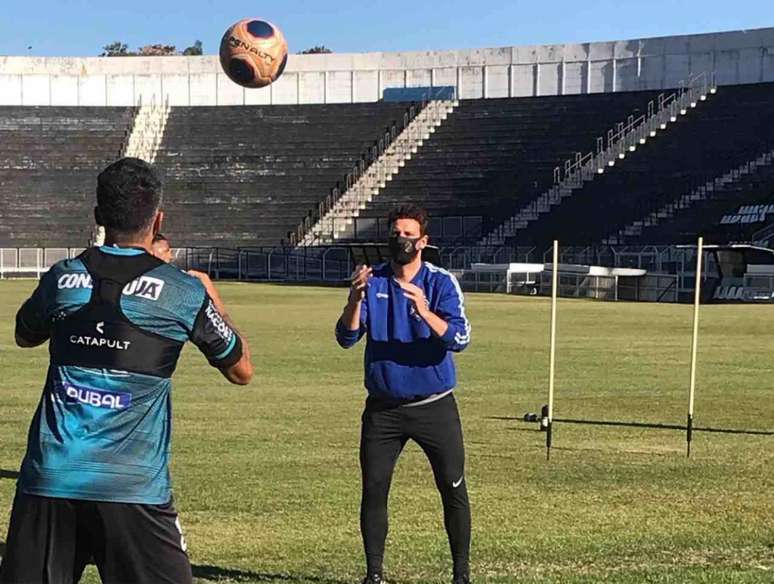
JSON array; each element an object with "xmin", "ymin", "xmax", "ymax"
[{"xmin": 0, "ymin": 157, "xmax": 253, "ymax": 584}]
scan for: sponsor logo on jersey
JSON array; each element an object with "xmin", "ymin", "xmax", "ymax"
[
  {"xmin": 61, "ymin": 383, "xmax": 132, "ymax": 410},
  {"xmin": 205, "ymin": 300, "xmax": 234, "ymax": 343},
  {"xmin": 69, "ymin": 335, "xmax": 132, "ymax": 350},
  {"xmin": 122, "ymin": 276, "xmax": 165, "ymax": 300},
  {"xmin": 68, "ymin": 320, "xmax": 132, "ymax": 350},
  {"xmin": 57, "ymin": 274, "xmax": 165, "ymax": 301}
]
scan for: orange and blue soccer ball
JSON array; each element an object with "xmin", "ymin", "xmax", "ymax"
[{"xmin": 219, "ymin": 18, "xmax": 288, "ymax": 88}]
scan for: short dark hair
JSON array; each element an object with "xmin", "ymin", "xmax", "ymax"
[
  {"xmin": 388, "ymin": 204, "xmax": 429, "ymax": 236},
  {"xmin": 152, "ymin": 232, "xmax": 168, "ymax": 244},
  {"xmin": 95, "ymin": 158, "xmax": 162, "ymax": 236}
]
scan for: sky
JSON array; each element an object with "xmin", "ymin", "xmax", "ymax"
[{"xmin": 0, "ymin": 0, "xmax": 773, "ymax": 57}]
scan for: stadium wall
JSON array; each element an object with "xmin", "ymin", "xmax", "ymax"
[{"xmin": 1, "ymin": 27, "xmax": 773, "ymax": 106}]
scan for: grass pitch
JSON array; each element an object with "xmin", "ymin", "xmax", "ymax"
[{"xmin": 1, "ymin": 281, "xmax": 773, "ymax": 583}]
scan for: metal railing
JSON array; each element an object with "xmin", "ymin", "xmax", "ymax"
[
  {"xmin": 288, "ymin": 100, "xmax": 429, "ymax": 247},
  {"xmin": 296, "ymin": 98, "xmax": 458, "ymax": 246},
  {"xmin": 553, "ymin": 72, "xmax": 717, "ymax": 189},
  {"xmin": 457, "ymin": 265, "xmax": 679, "ymax": 302},
  {"xmin": 0, "ymin": 244, "xmax": 732, "ymax": 302},
  {"xmin": 609, "ymin": 147, "xmax": 774, "ymax": 243},
  {"xmin": 321, "ymin": 215, "xmax": 484, "ymax": 245},
  {"xmin": 484, "ymin": 72, "xmax": 718, "ymax": 244},
  {"xmin": 753, "ymin": 220, "xmax": 774, "ymax": 245},
  {"xmin": 0, "ymin": 247, "xmax": 85, "ymax": 279},
  {"xmin": 172, "ymin": 246, "xmax": 353, "ymax": 282}
]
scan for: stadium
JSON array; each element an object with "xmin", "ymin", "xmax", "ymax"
[{"xmin": 1, "ymin": 11, "xmax": 773, "ymax": 584}]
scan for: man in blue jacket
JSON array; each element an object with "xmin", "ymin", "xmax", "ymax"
[{"xmin": 336, "ymin": 205, "xmax": 472, "ymax": 584}]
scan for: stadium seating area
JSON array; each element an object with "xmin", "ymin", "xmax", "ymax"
[
  {"xmin": 510, "ymin": 83, "xmax": 774, "ymax": 246},
  {"xmin": 0, "ymin": 107, "xmax": 134, "ymax": 247},
  {"xmin": 154, "ymin": 103, "xmax": 411, "ymax": 247},
  {"xmin": 632, "ymin": 159, "xmax": 774, "ymax": 245},
  {"xmin": 3, "ymin": 83, "xmax": 774, "ymax": 251},
  {"xmin": 345, "ymin": 91, "xmax": 663, "ymax": 244}
]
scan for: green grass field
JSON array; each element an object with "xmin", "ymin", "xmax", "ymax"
[{"xmin": 1, "ymin": 281, "xmax": 773, "ymax": 583}]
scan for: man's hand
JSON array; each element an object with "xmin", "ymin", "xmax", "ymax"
[
  {"xmin": 397, "ymin": 281, "xmax": 449, "ymax": 338},
  {"xmin": 348, "ymin": 265, "xmax": 373, "ymax": 304},
  {"xmin": 338, "ymin": 265, "xmax": 371, "ymax": 342},
  {"xmin": 397, "ymin": 281, "xmax": 431, "ymax": 319}
]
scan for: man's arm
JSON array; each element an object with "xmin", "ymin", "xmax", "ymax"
[
  {"xmin": 15, "ymin": 274, "xmax": 53, "ymax": 348},
  {"xmin": 188, "ymin": 270, "xmax": 253, "ymax": 385},
  {"xmin": 335, "ymin": 265, "xmax": 371, "ymax": 348},
  {"xmin": 15, "ymin": 331, "xmax": 45, "ymax": 348}
]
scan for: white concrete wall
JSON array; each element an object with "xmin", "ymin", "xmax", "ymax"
[{"xmin": 1, "ymin": 27, "xmax": 773, "ymax": 106}]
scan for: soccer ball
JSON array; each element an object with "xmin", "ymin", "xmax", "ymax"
[{"xmin": 219, "ymin": 19, "xmax": 288, "ymax": 88}]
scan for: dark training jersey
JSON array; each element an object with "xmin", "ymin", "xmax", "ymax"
[{"xmin": 14, "ymin": 245, "xmax": 242, "ymax": 504}]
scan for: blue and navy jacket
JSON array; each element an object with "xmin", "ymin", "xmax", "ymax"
[
  {"xmin": 336, "ymin": 262, "xmax": 471, "ymax": 400},
  {"xmin": 14, "ymin": 245, "xmax": 242, "ymax": 505}
]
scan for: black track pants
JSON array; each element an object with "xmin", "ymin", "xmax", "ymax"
[{"xmin": 359, "ymin": 393, "xmax": 471, "ymax": 579}]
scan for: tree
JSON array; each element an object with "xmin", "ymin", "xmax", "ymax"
[
  {"xmin": 300, "ymin": 46, "xmax": 333, "ymax": 55},
  {"xmin": 101, "ymin": 42, "xmax": 131, "ymax": 57},
  {"xmin": 100, "ymin": 41, "xmax": 203, "ymax": 57},
  {"xmin": 182, "ymin": 40, "xmax": 203, "ymax": 56},
  {"xmin": 138, "ymin": 44, "xmax": 177, "ymax": 56}
]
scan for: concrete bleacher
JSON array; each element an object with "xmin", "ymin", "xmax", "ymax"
[
  {"xmin": 512, "ymin": 83, "xmax": 774, "ymax": 246},
  {"xmin": 154, "ymin": 103, "xmax": 412, "ymax": 247},
  {"xmin": 347, "ymin": 90, "xmax": 662, "ymax": 244},
  {"xmin": 631, "ymin": 161, "xmax": 774, "ymax": 245},
  {"xmin": 0, "ymin": 106, "xmax": 134, "ymax": 247}
]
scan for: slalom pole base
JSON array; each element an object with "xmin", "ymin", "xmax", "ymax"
[
  {"xmin": 686, "ymin": 414, "xmax": 694, "ymax": 458},
  {"xmin": 546, "ymin": 421, "xmax": 553, "ymax": 461}
]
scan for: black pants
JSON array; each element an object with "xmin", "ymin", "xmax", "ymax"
[
  {"xmin": 360, "ymin": 393, "xmax": 471, "ymax": 579},
  {"xmin": 0, "ymin": 491, "xmax": 192, "ymax": 584}
]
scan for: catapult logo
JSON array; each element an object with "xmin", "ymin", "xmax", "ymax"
[
  {"xmin": 69, "ymin": 321, "xmax": 132, "ymax": 351},
  {"xmin": 60, "ymin": 382, "xmax": 132, "ymax": 410},
  {"xmin": 57, "ymin": 274, "xmax": 165, "ymax": 301}
]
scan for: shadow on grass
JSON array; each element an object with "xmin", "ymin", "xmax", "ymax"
[
  {"xmin": 192, "ymin": 565, "xmax": 348, "ymax": 584},
  {"xmin": 0, "ymin": 470, "xmax": 19, "ymax": 480}
]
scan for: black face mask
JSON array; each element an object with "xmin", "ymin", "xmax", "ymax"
[{"xmin": 388, "ymin": 235, "xmax": 421, "ymax": 265}]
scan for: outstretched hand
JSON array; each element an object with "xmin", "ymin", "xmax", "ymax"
[{"xmin": 349, "ymin": 265, "xmax": 373, "ymax": 303}]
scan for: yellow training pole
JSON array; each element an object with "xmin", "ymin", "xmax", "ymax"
[
  {"xmin": 547, "ymin": 240, "xmax": 559, "ymax": 461},
  {"xmin": 687, "ymin": 236, "xmax": 704, "ymax": 458}
]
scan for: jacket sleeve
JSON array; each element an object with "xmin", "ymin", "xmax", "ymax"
[
  {"xmin": 335, "ymin": 296, "xmax": 368, "ymax": 349},
  {"xmin": 435, "ymin": 273, "xmax": 471, "ymax": 352}
]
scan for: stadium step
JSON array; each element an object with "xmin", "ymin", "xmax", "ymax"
[
  {"xmin": 297, "ymin": 99, "xmax": 459, "ymax": 245},
  {"xmin": 607, "ymin": 146, "xmax": 774, "ymax": 245},
  {"xmin": 481, "ymin": 72, "xmax": 717, "ymax": 246},
  {"xmin": 123, "ymin": 99, "xmax": 170, "ymax": 164}
]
